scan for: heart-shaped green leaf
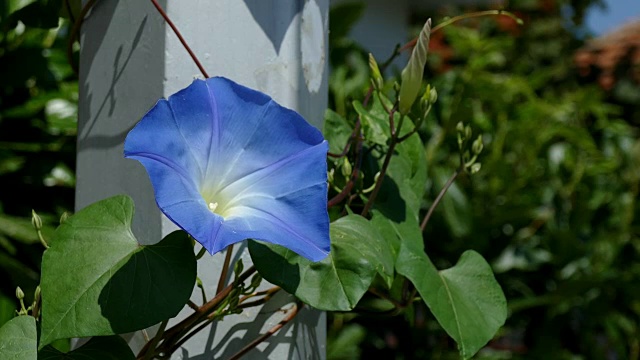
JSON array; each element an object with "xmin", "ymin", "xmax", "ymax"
[
  {"xmin": 38, "ymin": 336, "xmax": 135, "ymax": 360},
  {"xmin": 396, "ymin": 237, "xmax": 507, "ymax": 359},
  {"xmin": 249, "ymin": 214, "xmax": 394, "ymax": 310},
  {"xmin": 0, "ymin": 315, "xmax": 37, "ymax": 360},
  {"xmin": 39, "ymin": 195, "xmax": 196, "ymax": 348}
]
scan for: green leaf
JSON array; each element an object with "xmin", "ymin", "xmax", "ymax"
[
  {"xmin": 38, "ymin": 336, "xmax": 135, "ymax": 360},
  {"xmin": 396, "ymin": 238, "xmax": 507, "ymax": 359},
  {"xmin": 371, "ymin": 206, "xmax": 422, "ymax": 265},
  {"xmin": 399, "ymin": 19, "xmax": 431, "ymax": 114},
  {"xmin": 352, "ymin": 100, "xmax": 388, "ymax": 147},
  {"xmin": 249, "ymin": 215, "xmax": 394, "ymax": 310},
  {"xmin": 369, "ymin": 110, "xmax": 426, "ymax": 263},
  {"xmin": 0, "ymin": 315, "xmax": 37, "ymax": 360},
  {"xmin": 39, "ymin": 195, "xmax": 196, "ymax": 348},
  {"xmin": 323, "ymin": 109, "xmax": 353, "ymax": 155}
]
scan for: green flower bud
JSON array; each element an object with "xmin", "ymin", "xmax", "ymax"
[
  {"xmin": 16, "ymin": 286, "xmax": 24, "ymax": 300},
  {"xmin": 393, "ymin": 81, "xmax": 400, "ymax": 94},
  {"xmin": 399, "ymin": 19, "xmax": 432, "ymax": 114},
  {"xmin": 464, "ymin": 125, "xmax": 472, "ymax": 140},
  {"xmin": 368, "ymin": 53, "xmax": 383, "ymax": 89},
  {"xmin": 456, "ymin": 122, "xmax": 465, "ymax": 133},
  {"xmin": 470, "ymin": 163, "xmax": 482, "ymax": 174},
  {"xmin": 429, "ymin": 86, "xmax": 438, "ymax": 104},
  {"xmin": 60, "ymin": 212, "xmax": 70, "ymax": 224},
  {"xmin": 234, "ymin": 259, "xmax": 244, "ymax": 279},
  {"xmin": 31, "ymin": 210, "xmax": 42, "ymax": 231},
  {"xmin": 341, "ymin": 158, "xmax": 352, "ymax": 178},
  {"xmin": 420, "ymin": 84, "xmax": 431, "ymax": 108},
  {"xmin": 34, "ymin": 286, "xmax": 41, "ymax": 301},
  {"xmin": 250, "ymin": 273, "xmax": 262, "ymax": 289},
  {"xmin": 472, "ymin": 135, "xmax": 484, "ymax": 155}
]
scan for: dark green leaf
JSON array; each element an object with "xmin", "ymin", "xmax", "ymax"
[
  {"xmin": 39, "ymin": 195, "xmax": 196, "ymax": 348},
  {"xmin": 7, "ymin": 0, "xmax": 63, "ymax": 29},
  {"xmin": 38, "ymin": 336, "xmax": 135, "ymax": 360},
  {"xmin": 249, "ymin": 215, "xmax": 394, "ymax": 310},
  {"xmin": 0, "ymin": 315, "xmax": 37, "ymax": 360}
]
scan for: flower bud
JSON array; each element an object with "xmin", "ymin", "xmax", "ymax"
[
  {"xmin": 60, "ymin": 212, "xmax": 70, "ymax": 224},
  {"xmin": 472, "ymin": 135, "xmax": 484, "ymax": 155},
  {"xmin": 16, "ymin": 286, "xmax": 24, "ymax": 300},
  {"xmin": 327, "ymin": 169, "xmax": 334, "ymax": 183},
  {"xmin": 456, "ymin": 122, "xmax": 465, "ymax": 134},
  {"xmin": 341, "ymin": 158, "xmax": 353, "ymax": 178},
  {"xmin": 420, "ymin": 84, "xmax": 431, "ymax": 107},
  {"xmin": 470, "ymin": 163, "xmax": 482, "ymax": 174},
  {"xmin": 369, "ymin": 53, "xmax": 383, "ymax": 89},
  {"xmin": 31, "ymin": 210, "xmax": 42, "ymax": 231},
  {"xmin": 464, "ymin": 125, "xmax": 472, "ymax": 140},
  {"xmin": 429, "ymin": 86, "xmax": 438, "ymax": 104},
  {"xmin": 250, "ymin": 273, "xmax": 262, "ymax": 289},
  {"xmin": 234, "ymin": 259, "xmax": 244, "ymax": 279},
  {"xmin": 399, "ymin": 19, "xmax": 432, "ymax": 114}
]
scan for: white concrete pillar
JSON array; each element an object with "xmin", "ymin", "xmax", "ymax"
[{"xmin": 76, "ymin": 0, "xmax": 328, "ymax": 358}]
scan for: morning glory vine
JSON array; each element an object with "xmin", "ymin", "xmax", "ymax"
[{"xmin": 0, "ymin": 1, "xmax": 523, "ymax": 359}]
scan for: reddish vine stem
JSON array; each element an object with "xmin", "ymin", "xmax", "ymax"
[
  {"xmin": 400, "ymin": 10, "xmax": 521, "ymax": 53},
  {"xmin": 420, "ymin": 167, "xmax": 462, "ymax": 231},
  {"xmin": 227, "ymin": 302, "xmax": 303, "ymax": 360},
  {"xmin": 238, "ymin": 286, "xmax": 280, "ymax": 305},
  {"xmin": 149, "ymin": 0, "xmax": 209, "ymax": 78},
  {"xmin": 163, "ymin": 286, "xmax": 282, "ymax": 355},
  {"xmin": 327, "ymin": 86, "xmax": 372, "ymax": 207},
  {"xmin": 137, "ymin": 266, "xmax": 257, "ymax": 358},
  {"xmin": 216, "ymin": 244, "xmax": 234, "ymax": 294},
  {"xmin": 66, "ymin": 0, "xmax": 98, "ymax": 74},
  {"xmin": 360, "ymin": 108, "xmax": 399, "ymax": 218}
]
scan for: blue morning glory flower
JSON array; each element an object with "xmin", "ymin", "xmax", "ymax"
[{"xmin": 124, "ymin": 77, "xmax": 330, "ymax": 261}]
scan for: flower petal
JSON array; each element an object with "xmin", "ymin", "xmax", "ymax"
[
  {"xmin": 200, "ymin": 78, "xmax": 325, "ymax": 190},
  {"xmin": 124, "ymin": 77, "xmax": 330, "ymax": 261}
]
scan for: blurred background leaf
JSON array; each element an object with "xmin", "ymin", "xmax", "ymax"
[{"xmin": 0, "ymin": 0, "xmax": 76, "ymax": 335}]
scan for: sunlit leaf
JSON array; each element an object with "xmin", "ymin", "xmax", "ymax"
[
  {"xmin": 39, "ymin": 195, "xmax": 196, "ymax": 348},
  {"xmin": 249, "ymin": 214, "xmax": 394, "ymax": 310}
]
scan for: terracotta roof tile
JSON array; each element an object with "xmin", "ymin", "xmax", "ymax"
[{"xmin": 575, "ymin": 18, "xmax": 640, "ymax": 90}]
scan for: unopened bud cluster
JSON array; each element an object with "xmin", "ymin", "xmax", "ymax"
[{"xmin": 456, "ymin": 122, "xmax": 484, "ymax": 175}]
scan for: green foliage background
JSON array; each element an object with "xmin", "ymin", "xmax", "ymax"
[
  {"xmin": 0, "ymin": 0, "xmax": 77, "ymax": 339},
  {"xmin": 1, "ymin": 0, "xmax": 639, "ymax": 358},
  {"xmin": 327, "ymin": 0, "xmax": 640, "ymax": 359}
]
